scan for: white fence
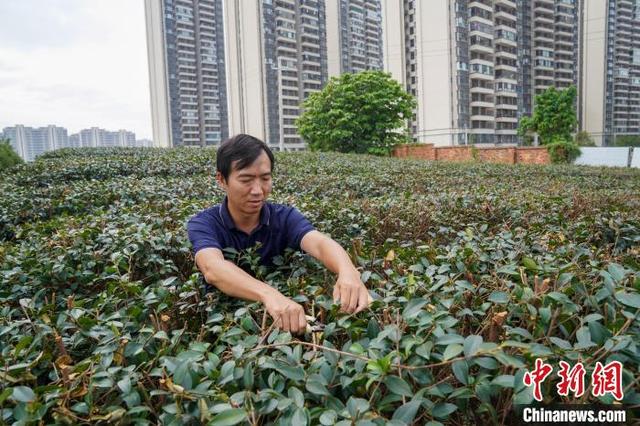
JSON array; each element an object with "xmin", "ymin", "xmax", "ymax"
[{"xmin": 575, "ymin": 147, "xmax": 638, "ymax": 168}]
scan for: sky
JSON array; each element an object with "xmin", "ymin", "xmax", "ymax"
[{"xmin": 0, "ymin": 0, "xmax": 152, "ymax": 139}]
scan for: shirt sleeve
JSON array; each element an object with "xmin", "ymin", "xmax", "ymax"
[
  {"xmin": 187, "ymin": 212, "xmax": 223, "ymax": 256},
  {"xmin": 285, "ymin": 207, "xmax": 316, "ymax": 252}
]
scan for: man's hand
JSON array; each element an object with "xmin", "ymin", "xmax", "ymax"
[
  {"xmin": 262, "ymin": 291, "xmax": 307, "ymax": 335},
  {"xmin": 333, "ymin": 270, "xmax": 371, "ymax": 314}
]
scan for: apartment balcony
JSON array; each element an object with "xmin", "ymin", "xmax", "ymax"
[
  {"xmin": 470, "ymin": 100, "xmax": 495, "ymax": 108},
  {"xmin": 534, "ymin": 83, "xmax": 553, "ymax": 91},
  {"xmin": 301, "ymin": 39, "xmax": 319, "ymax": 48},
  {"xmin": 495, "ymin": 63, "xmax": 517, "ymax": 72},
  {"xmin": 469, "ymin": 43, "xmax": 494, "ymax": 54},
  {"xmin": 556, "ymin": 76, "xmax": 575, "ymax": 84},
  {"xmin": 471, "ymin": 115, "xmax": 496, "ymax": 124},
  {"xmin": 494, "ymin": 11, "xmax": 516, "ymax": 21},
  {"xmin": 470, "ymin": 72, "xmax": 495, "ymax": 81},
  {"xmin": 470, "ymin": 85, "xmax": 495, "ymax": 94},
  {"xmin": 555, "ymin": 24, "xmax": 574, "ymax": 35},
  {"xmin": 495, "ymin": 90, "xmax": 517, "ymax": 97},
  {"xmin": 495, "ymin": 49, "xmax": 517, "ymax": 59},
  {"xmin": 470, "ymin": 57, "xmax": 494, "ymax": 66},
  {"xmin": 469, "ymin": 14, "xmax": 493, "ymax": 26},
  {"xmin": 534, "ymin": 34, "xmax": 555, "ymax": 43},
  {"xmin": 496, "ymin": 116, "xmax": 518, "ymax": 123},
  {"xmin": 534, "ymin": 64, "xmax": 554, "ymax": 72},
  {"xmin": 496, "ymin": 102, "xmax": 518, "ymax": 110},
  {"xmin": 495, "ymin": 37, "xmax": 517, "ymax": 47},
  {"xmin": 555, "ymin": 38, "xmax": 574, "ymax": 48},
  {"xmin": 533, "ymin": 9, "xmax": 554, "ymax": 21},
  {"xmin": 534, "ymin": 14, "xmax": 554, "ymax": 25},
  {"xmin": 495, "ymin": 0, "xmax": 516, "ymax": 7},
  {"xmin": 468, "ymin": 0, "xmax": 493, "ymax": 12},
  {"xmin": 469, "ymin": 127, "xmax": 495, "ymax": 134}
]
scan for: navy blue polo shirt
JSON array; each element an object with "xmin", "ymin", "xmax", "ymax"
[{"xmin": 187, "ymin": 197, "xmax": 316, "ymax": 268}]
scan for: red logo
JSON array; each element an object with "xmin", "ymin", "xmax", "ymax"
[
  {"xmin": 556, "ymin": 361, "xmax": 586, "ymax": 398},
  {"xmin": 523, "ymin": 358, "xmax": 554, "ymax": 402},
  {"xmin": 522, "ymin": 359, "xmax": 625, "ymax": 401},
  {"xmin": 591, "ymin": 361, "xmax": 624, "ymax": 401}
]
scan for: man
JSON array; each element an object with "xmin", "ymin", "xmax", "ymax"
[{"xmin": 187, "ymin": 134, "xmax": 371, "ymax": 335}]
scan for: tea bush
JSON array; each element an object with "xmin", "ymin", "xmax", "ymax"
[{"xmin": 1, "ymin": 148, "xmax": 639, "ymax": 425}]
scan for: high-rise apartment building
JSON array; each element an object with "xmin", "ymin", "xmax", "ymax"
[
  {"xmin": 146, "ymin": 0, "xmax": 383, "ymax": 149},
  {"xmin": 2, "ymin": 125, "xmax": 69, "ymax": 161},
  {"xmin": 75, "ymin": 128, "xmax": 137, "ymax": 148},
  {"xmin": 326, "ymin": 0, "xmax": 384, "ymax": 77},
  {"xmin": 145, "ymin": 0, "xmax": 228, "ymax": 148},
  {"xmin": 581, "ymin": 0, "xmax": 640, "ymax": 146},
  {"xmin": 224, "ymin": 0, "xmax": 328, "ymax": 151},
  {"xmin": 383, "ymin": 0, "xmax": 581, "ymax": 146}
]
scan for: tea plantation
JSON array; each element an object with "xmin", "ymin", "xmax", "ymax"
[{"xmin": 1, "ymin": 148, "xmax": 639, "ymax": 425}]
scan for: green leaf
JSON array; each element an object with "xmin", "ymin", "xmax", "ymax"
[
  {"xmin": 402, "ymin": 298, "xmax": 428, "ymax": 320},
  {"xmin": 289, "ymin": 387, "xmax": 305, "ymax": 407},
  {"xmin": 432, "ymin": 403, "xmax": 457, "ymax": 419},
  {"xmin": 452, "ymin": 360, "xmax": 469, "ymax": 385},
  {"xmin": 575, "ymin": 326, "xmax": 594, "ymax": 348},
  {"xmin": 522, "ymin": 257, "xmax": 538, "ymax": 271},
  {"xmin": 392, "ymin": 400, "xmax": 421, "ymax": 424},
  {"xmin": 12, "ymin": 386, "xmax": 35, "ymax": 403},
  {"xmin": 549, "ymin": 336, "xmax": 572, "ymax": 350},
  {"xmin": 384, "ymin": 376, "xmax": 413, "ymax": 397},
  {"xmin": 117, "ymin": 376, "xmax": 132, "ymax": 394},
  {"xmin": 346, "ymin": 397, "xmax": 370, "ymax": 418},
  {"xmin": 209, "ymin": 408, "xmax": 247, "ymax": 426},
  {"xmin": 607, "ymin": 263, "xmax": 626, "ymax": 282},
  {"xmin": 320, "ymin": 410, "xmax": 338, "ymax": 425},
  {"xmin": 436, "ymin": 334, "xmax": 464, "ymax": 346},
  {"xmin": 474, "ymin": 357, "xmax": 498, "ymax": 370},
  {"xmin": 443, "ymin": 344, "xmax": 463, "ymax": 361},
  {"xmin": 492, "ymin": 375, "xmax": 515, "ymax": 388},
  {"xmin": 615, "ymin": 292, "xmax": 640, "ymax": 309},
  {"xmin": 292, "ymin": 407, "xmax": 307, "ymax": 425},
  {"xmin": 463, "ymin": 335, "xmax": 483, "ymax": 358},
  {"xmin": 488, "ymin": 291, "xmax": 509, "ymax": 304},
  {"xmin": 306, "ymin": 380, "xmax": 329, "ymax": 396}
]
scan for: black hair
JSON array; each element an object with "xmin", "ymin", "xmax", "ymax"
[{"xmin": 216, "ymin": 134, "xmax": 275, "ymax": 181}]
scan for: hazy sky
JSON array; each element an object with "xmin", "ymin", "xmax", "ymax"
[{"xmin": 0, "ymin": 0, "xmax": 152, "ymax": 139}]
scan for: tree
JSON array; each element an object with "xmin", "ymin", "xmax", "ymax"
[
  {"xmin": 296, "ymin": 70, "xmax": 416, "ymax": 155},
  {"xmin": 0, "ymin": 138, "xmax": 23, "ymax": 171},
  {"xmin": 518, "ymin": 86, "xmax": 577, "ymax": 145}
]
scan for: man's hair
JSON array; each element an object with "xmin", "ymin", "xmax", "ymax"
[{"xmin": 216, "ymin": 134, "xmax": 275, "ymax": 181}]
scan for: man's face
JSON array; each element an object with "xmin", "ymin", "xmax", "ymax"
[{"xmin": 217, "ymin": 150, "xmax": 273, "ymax": 215}]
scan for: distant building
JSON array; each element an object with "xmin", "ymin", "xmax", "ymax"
[
  {"xmin": 326, "ymin": 0, "xmax": 384, "ymax": 77},
  {"xmin": 145, "ymin": 0, "xmax": 228, "ymax": 148},
  {"xmin": 2, "ymin": 125, "xmax": 69, "ymax": 161},
  {"xmin": 145, "ymin": 0, "xmax": 384, "ymax": 150},
  {"xmin": 135, "ymin": 138, "xmax": 154, "ymax": 147},
  {"xmin": 383, "ymin": 0, "xmax": 581, "ymax": 146},
  {"xmin": 580, "ymin": 0, "xmax": 640, "ymax": 146},
  {"xmin": 73, "ymin": 127, "xmax": 136, "ymax": 148}
]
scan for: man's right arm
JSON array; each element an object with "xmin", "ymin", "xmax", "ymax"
[{"xmin": 194, "ymin": 248, "xmax": 307, "ymax": 334}]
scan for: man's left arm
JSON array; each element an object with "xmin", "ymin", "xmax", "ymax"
[{"xmin": 300, "ymin": 230, "xmax": 371, "ymax": 314}]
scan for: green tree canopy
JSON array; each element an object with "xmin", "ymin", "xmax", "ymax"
[
  {"xmin": 296, "ymin": 70, "xmax": 416, "ymax": 155},
  {"xmin": 518, "ymin": 85, "xmax": 577, "ymax": 145},
  {"xmin": 0, "ymin": 138, "xmax": 23, "ymax": 171}
]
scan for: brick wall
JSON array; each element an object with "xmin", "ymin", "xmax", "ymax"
[
  {"xmin": 435, "ymin": 146, "xmax": 473, "ymax": 162},
  {"xmin": 392, "ymin": 144, "xmax": 435, "ymax": 160},
  {"xmin": 393, "ymin": 144, "xmax": 550, "ymax": 165},
  {"xmin": 477, "ymin": 147, "xmax": 516, "ymax": 164},
  {"xmin": 516, "ymin": 147, "xmax": 550, "ymax": 164}
]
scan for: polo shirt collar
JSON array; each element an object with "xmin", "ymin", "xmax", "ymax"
[{"xmin": 220, "ymin": 196, "xmax": 271, "ymax": 231}]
